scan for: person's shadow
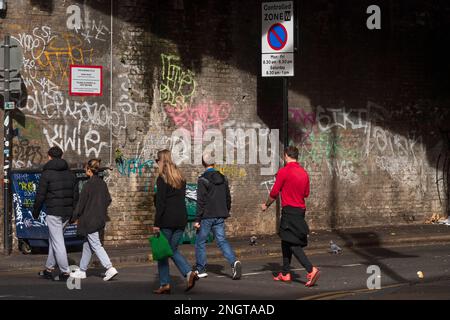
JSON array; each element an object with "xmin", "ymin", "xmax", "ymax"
[{"xmin": 205, "ymin": 264, "xmax": 228, "ymax": 277}]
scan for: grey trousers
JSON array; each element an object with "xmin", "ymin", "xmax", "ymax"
[
  {"xmin": 79, "ymin": 232, "xmax": 112, "ymax": 272},
  {"xmin": 45, "ymin": 215, "xmax": 70, "ymax": 274}
]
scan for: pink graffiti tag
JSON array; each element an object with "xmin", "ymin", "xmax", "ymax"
[
  {"xmin": 165, "ymin": 101, "xmax": 232, "ymax": 132},
  {"xmin": 289, "ymin": 108, "xmax": 316, "ymax": 126},
  {"xmin": 289, "ymin": 108, "xmax": 316, "ymax": 144}
]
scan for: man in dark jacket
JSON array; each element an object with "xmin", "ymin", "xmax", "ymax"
[
  {"xmin": 33, "ymin": 146, "xmax": 78, "ymax": 280},
  {"xmin": 193, "ymin": 154, "xmax": 242, "ymax": 280}
]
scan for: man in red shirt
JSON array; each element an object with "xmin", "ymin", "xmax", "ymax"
[{"xmin": 261, "ymin": 146, "xmax": 320, "ymax": 287}]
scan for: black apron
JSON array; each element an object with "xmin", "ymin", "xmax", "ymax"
[{"xmin": 278, "ymin": 206, "xmax": 310, "ymax": 247}]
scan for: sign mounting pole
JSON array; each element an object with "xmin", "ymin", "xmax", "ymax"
[
  {"xmin": 283, "ymin": 77, "xmax": 288, "ymax": 149},
  {"xmin": 261, "ymin": 1, "xmax": 295, "ymax": 149},
  {"xmin": 0, "ymin": 35, "xmax": 23, "ymax": 255},
  {"xmin": 2, "ymin": 35, "xmax": 12, "ymax": 255}
]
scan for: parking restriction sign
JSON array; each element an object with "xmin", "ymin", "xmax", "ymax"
[
  {"xmin": 262, "ymin": 1, "xmax": 294, "ymax": 77},
  {"xmin": 267, "ymin": 23, "xmax": 288, "ymax": 51}
]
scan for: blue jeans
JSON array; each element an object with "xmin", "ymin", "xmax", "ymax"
[
  {"xmin": 158, "ymin": 228, "xmax": 192, "ymax": 286},
  {"xmin": 195, "ymin": 218, "xmax": 237, "ymax": 273}
]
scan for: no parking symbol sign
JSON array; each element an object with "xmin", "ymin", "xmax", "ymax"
[
  {"xmin": 262, "ymin": 1, "xmax": 294, "ymax": 77},
  {"xmin": 267, "ymin": 23, "xmax": 288, "ymax": 51}
]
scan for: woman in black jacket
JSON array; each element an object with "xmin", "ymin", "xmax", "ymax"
[
  {"xmin": 153, "ymin": 149, "xmax": 198, "ymax": 294},
  {"xmin": 70, "ymin": 159, "xmax": 118, "ymax": 282}
]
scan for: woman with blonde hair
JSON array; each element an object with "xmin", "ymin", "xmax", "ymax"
[{"xmin": 152, "ymin": 149, "xmax": 198, "ymax": 294}]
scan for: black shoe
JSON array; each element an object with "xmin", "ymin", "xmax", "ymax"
[
  {"xmin": 38, "ymin": 269, "xmax": 54, "ymax": 280},
  {"xmin": 53, "ymin": 272, "xmax": 71, "ymax": 282}
]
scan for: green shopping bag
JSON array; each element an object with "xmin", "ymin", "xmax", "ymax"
[{"xmin": 149, "ymin": 232, "xmax": 173, "ymax": 261}]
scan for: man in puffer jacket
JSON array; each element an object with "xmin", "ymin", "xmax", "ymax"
[
  {"xmin": 193, "ymin": 154, "xmax": 242, "ymax": 280},
  {"xmin": 33, "ymin": 146, "xmax": 79, "ymax": 281}
]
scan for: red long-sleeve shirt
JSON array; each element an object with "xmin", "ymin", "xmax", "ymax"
[{"xmin": 269, "ymin": 162, "xmax": 310, "ymax": 209}]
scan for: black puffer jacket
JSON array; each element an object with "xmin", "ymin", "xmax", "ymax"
[
  {"xmin": 72, "ymin": 175, "xmax": 112, "ymax": 236},
  {"xmin": 195, "ymin": 169, "xmax": 231, "ymax": 223},
  {"xmin": 33, "ymin": 158, "xmax": 79, "ymax": 218},
  {"xmin": 154, "ymin": 176, "xmax": 188, "ymax": 229}
]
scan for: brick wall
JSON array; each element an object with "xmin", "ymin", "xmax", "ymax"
[
  {"xmin": 283, "ymin": 0, "xmax": 450, "ymax": 229},
  {"xmin": 1, "ymin": 0, "xmax": 449, "ymax": 250}
]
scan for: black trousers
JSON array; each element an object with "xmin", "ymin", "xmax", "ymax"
[{"xmin": 281, "ymin": 240, "xmax": 313, "ymax": 274}]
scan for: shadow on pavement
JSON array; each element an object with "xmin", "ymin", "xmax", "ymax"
[
  {"xmin": 334, "ymin": 231, "xmax": 419, "ymax": 284},
  {"xmin": 206, "ymin": 264, "xmax": 228, "ymax": 277},
  {"xmin": 254, "ymin": 262, "xmax": 283, "ymax": 273}
]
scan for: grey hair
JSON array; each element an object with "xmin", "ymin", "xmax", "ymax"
[{"xmin": 202, "ymin": 153, "xmax": 216, "ymax": 167}]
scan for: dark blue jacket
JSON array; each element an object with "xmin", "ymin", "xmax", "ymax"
[{"xmin": 195, "ymin": 169, "xmax": 231, "ymax": 223}]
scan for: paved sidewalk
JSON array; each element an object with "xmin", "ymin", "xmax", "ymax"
[{"xmin": 1, "ymin": 224, "xmax": 449, "ymax": 272}]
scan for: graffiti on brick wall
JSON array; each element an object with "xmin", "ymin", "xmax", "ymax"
[
  {"xmin": 138, "ymin": 135, "xmax": 174, "ymax": 163},
  {"xmin": 13, "ymin": 18, "xmax": 112, "ymax": 162},
  {"xmin": 289, "ymin": 102, "xmax": 431, "ymax": 189},
  {"xmin": 165, "ymin": 101, "xmax": 232, "ymax": 133},
  {"xmin": 216, "ymin": 165, "xmax": 247, "ymax": 180},
  {"xmin": 43, "ymin": 124, "xmax": 107, "ymax": 159},
  {"xmin": 15, "ymin": 22, "xmax": 149, "ymax": 162},
  {"xmin": 160, "ymin": 54, "xmax": 196, "ymax": 110},
  {"xmin": 116, "ymin": 157, "xmax": 154, "ymax": 178},
  {"xmin": 12, "ymin": 120, "xmax": 44, "ymax": 168},
  {"xmin": 289, "ymin": 108, "xmax": 316, "ymax": 145},
  {"xmin": 289, "ymin": 106, "xmax": 361, "ymax": 184},
  {"xmin": 38, "ymin": 33, "xmax": 94, "ymax": 85},
  {"xmin": 12, "ymin": 139, "xmax": 43, "ymax": 168},
  {"xmin": 115, "ymin": 148, "xmax": 155, "ymax": 192},
  {"xmin": 223, "ymin": 121, "xmax": 264, "ymax": 129},
  {"xmin": 159, "ymin": 54, "xmax": 233, "ymax": 133},
  {"xmin": 261, "ymin": 178, "xmax": 276, "ymax": 194},
  {"xmin": 137, "ymin": 123, "xmax": 279, "ymax": 176},
  {"xmin": 315, "ymin": 102, "xmax": 425, "ymax": 161},
  {"xmin": 169, "ymin": 122, "xmax": 279, "ymax": 175},
  {"xmin": 298, "ymin": 131, "xmax": 361, "ymax": 184},
  {"xmin": 12, "ymin": 26, "xmax": 57, "ymax": 62},
  {"xmin": 318, "ymin": 102, "xmax": 427, "ymax": 189},
  {"xmin": 157, "ymin": 54, "xmax": 280, "ymax": 174},
  {"xmin": 116, "ymin": 73, "xmax": 149, "ymax": 147},
  {"xmin": 16, "ymin": 30, "xmax": 94, "ymax": 86},
  {"xmin": 316, "ymin": 105, "xmax": 379, "ymax": 133},
  {"xmin": 21, "ymin": 76, "xmax": 109, "ymax": 159},
  {"xmin": 66, "ymin": 4, "xmax": 111, "ymax": 44}
]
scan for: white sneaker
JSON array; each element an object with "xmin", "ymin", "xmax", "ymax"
[
  {"xmin": 70, "ymin": 270, "xmax": 87, "ymax": 279},
  {"xmin": 232, "ymin": 261, "xmax": 242, "ymax": 280},
  {"xmin": 195, "ymin": 270, "xmax": 208, "ymax": 278},
  {"xmin": 103, "ymin": 267, "xmax": 118, "ymax": 281}
]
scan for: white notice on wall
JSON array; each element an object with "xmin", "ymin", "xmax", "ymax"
[{"xmin": 70, "ymin": 65, "xmax": 103, "ymax": 96}]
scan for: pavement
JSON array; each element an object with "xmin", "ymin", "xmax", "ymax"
[
  {"xmin": 1, "ymin": 243, "xmax": 450, "ymax": 300},
  {"xmin": 1, "ymin": 223, "xmax": 450, "ymax": 272}
]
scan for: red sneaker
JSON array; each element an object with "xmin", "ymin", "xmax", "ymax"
[
  {"xmin": 273, "ymin": 272, "xmax": 292, "ymax": 282},
  {"xmin": 305, "ymin": 267, "xmax": 320, "ymax": 287}
]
